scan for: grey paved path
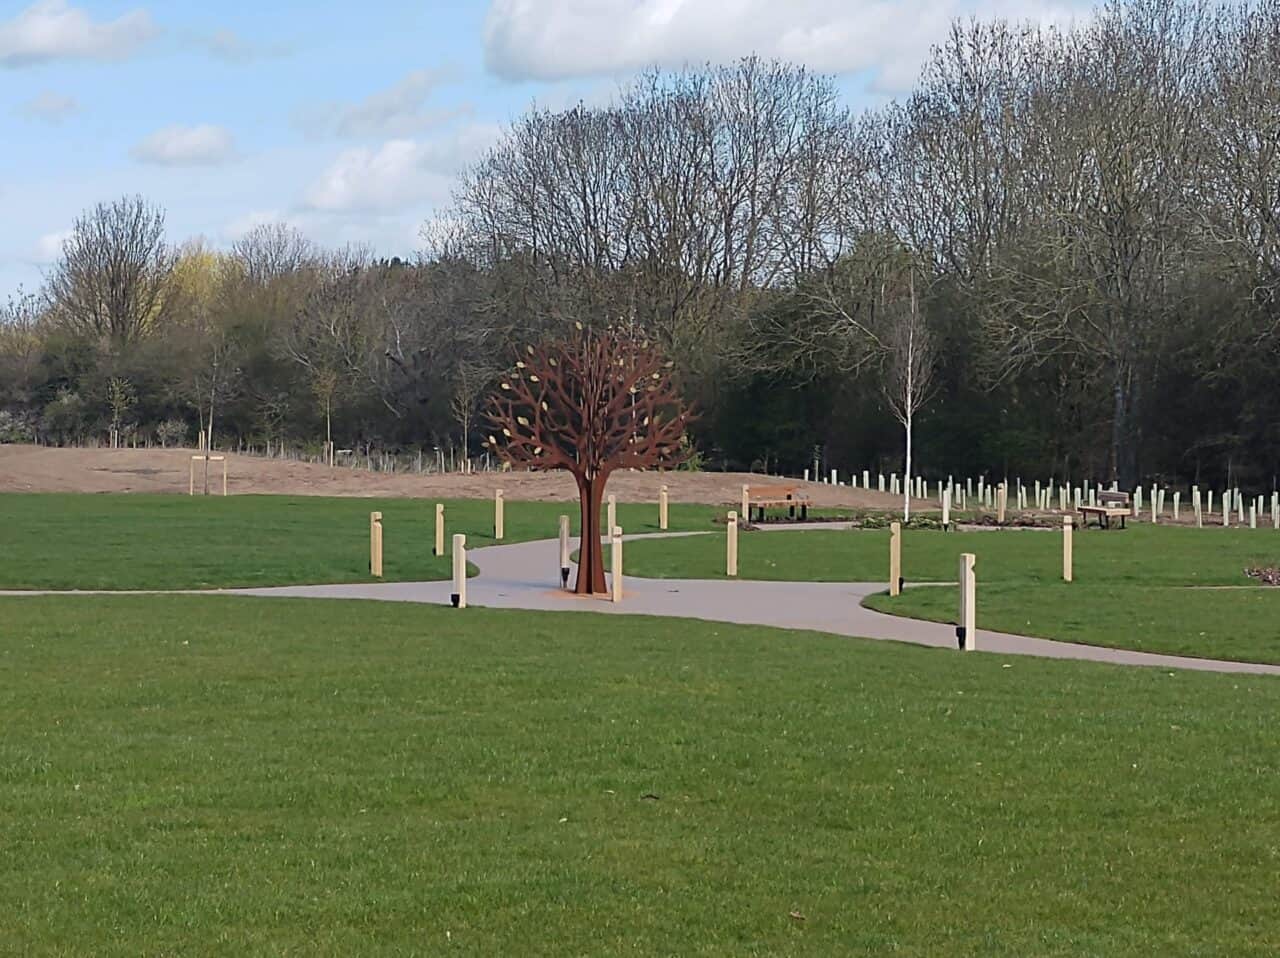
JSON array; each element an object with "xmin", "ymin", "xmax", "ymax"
[
  {"xmin": 229, "ymin": 532, "xmax": 1278, "ymax": 677},
  {"xmin": 3, "ymin": 529, "xmax": 1277, "ymax": 676}
]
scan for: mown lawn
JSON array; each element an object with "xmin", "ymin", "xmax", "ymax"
[
  {"xmin": 614, "ymin": 524, "xmax": 1280, "ymax": 664},
  {"xmin": 618, "ymin": 524, "xmax": 1279, "ymax": 587},
  {"xmin": 0, "ymin": 595, "xmax": 1276, "ymax": 955},
  {"xmin": 0, "ymin": 493, "xmax": 721, "ymax": 590}
]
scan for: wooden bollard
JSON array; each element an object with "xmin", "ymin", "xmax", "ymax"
[
  {"xmin": 607, "ymin": 494, "xmax": 617, "ymax": 539},
  {"xmin": 370, "ymin": 511, "xmax": 383, "ymax": 578},
  {"xmin": 1062, "ymin": 515, "xmax": 1073, "ymax": 582},
  {"xmin": 494, "ymin": 489, "xmax": 504, "ymax": 540},
  {"xmin": 434, "ymin": 503, "xmax": 445, "ymax": 557},
  {"xmin": 942, "ymin": 488, "xmax": 951, "ymax": 528},
  {"xmin": 727, "ymin": 511, "xmax": 739, "ymax": 577},
  {"xmin": 558, "ymin": 515, "xmax": 571, "ymax": 587},
  {"xmin": 659, "ymin": 484, "xmax": 669, "ymax": 531},
  {"xmin": 958, "ymin": 552, "xmax": 976, "ymax": 651},
  {"xmin": 889, "ymin": 521, "xmax": 902, "ymax": 597},
  {"xmin": 997, "ymin": 482, "xmax": 1006, "ymax": 523},
  {"xmin": 741, "ymin": 484, "xmax": 750, "ymax": 523},
  {"xmin": 610, "ymin": 526, "xmax": 623, "ymax": 603},
  {"xmin": 451, "ymin": 534, "xmax": 467, "ymax": 608}
]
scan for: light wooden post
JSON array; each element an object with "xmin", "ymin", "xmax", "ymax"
[
  {"xmin": 222, "ymin": 457, "xmax": 228, "ymax": 496},
  {"xmin": 726, "ymin": 511, "xmax": 739, "ymax": 577},
  {"xmin": 610, "ymin": 526, "xmax": 623, "ymax": 603},
  {"xmin": 958, "ymin": 553, "xmax": 976, "ymax": 651},
  {"xmin": 558, "ymin": 514, "xmax": 571, "ymax": 588},
  {"xmin": 1250, "ymin": 505, "xmax": 1257, "ymax": 529},
  {"xmin": 659, "ymin": 484, "xmax": 669, "ymax": 531},
  {"xmin": 451, "ymin": 534, "xmax": 467, "ymax": 608},
  {"xmin": 494, "ymin": 489, "xmax": 505, "ymax": 540},
  {"xmin": 997, "ymin": 483, "xmax": 1006, "ymax": 523},
  {"xmin": 189, "ymin": 459, "xmax": 194, "ymax": 496},
  {"xmin": 889, "ymin": 521, "xmax": 902, "ymax": 597},
  {"xmin": 434, "ymin": 503, "xmax": 445, "ymax": 557},
  {"xmin": 607, "ymin": 495, "xmax": 617, "ymax": 538},
  {"xmin": 370, "ymin": 512, "xmax": 383, "ymax": 578},
  {"xmin": 741, "ymin": 484, "xmax": 750, "ymax": 523},
  {"xmin": 1062, "ymin": 515, "xmax": 1073, "ymax": 583},
  {"xmin": 942, "ymin": 488, "xmax": 951, "ymax": 528},
  {"xmin": 1173, "ymin": 492, "xmax": 1180, "ymax": 522}
]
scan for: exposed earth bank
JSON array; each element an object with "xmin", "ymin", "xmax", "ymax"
[{"xmin": 0, "ymin": 444, "xmax": 926, "ymax": 509}]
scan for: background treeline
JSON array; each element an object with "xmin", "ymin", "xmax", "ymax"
[{"xmin": 2, "ymin": 0, "xmax": 1278, "ymax": 490}]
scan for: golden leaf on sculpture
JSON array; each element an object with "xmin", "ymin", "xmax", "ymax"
[
  {"xmin": 517, "ymin": 416, "xmax": 530, "ymax": 426},
  {"xmin": 502, "ymin": 428, "xmax": 512, "ymax": 437},
  {"xmin": 529, "ymin": 375, "xmax": 540, "ymax": 382}
]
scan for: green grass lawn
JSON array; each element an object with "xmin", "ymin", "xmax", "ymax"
[
  {"xmin": 867, "ymin": 582, "xmax": 1280, "ymax": 665},
  {"xmin": 616, "ymin": 525, "xmax": 1280, "ymax": 664},
  {"xmin": 1, "ymin": 595, "xmax": 1277, "ymax": 955},
  {"xmin": 618, "ymin": 524, "xmax": 1280, "ymax": 586},
  {"xmin": 0, "ymin": 493, "xmax": 721, "ymax": 591}
]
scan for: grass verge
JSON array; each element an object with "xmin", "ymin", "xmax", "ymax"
[{"xmin": 0, "ymin": 595, "xmax": 1276, "ymax": 955}]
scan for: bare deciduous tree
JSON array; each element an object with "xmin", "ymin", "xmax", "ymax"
[{"xmin": 47, "ymin": 195, "xmax": 175, "ymax": 347}]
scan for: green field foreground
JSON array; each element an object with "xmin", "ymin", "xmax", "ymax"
[
  {"xmin": 0, "ymin": 493, "xmax": 722, "ymax": 591},
  {"xmin": 1, "ymin": 595, "xmax": 1277, "ymax": 955}
]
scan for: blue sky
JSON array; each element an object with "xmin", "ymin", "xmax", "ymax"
[{"xmin": 1, "ymin": 0, "xmax": 1085, "ymax": 298}]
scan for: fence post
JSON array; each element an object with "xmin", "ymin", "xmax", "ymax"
[
  {"xmin": 889, "ymin": 521, "xmax": 902, "ymax": 597},
  {"xmin": 607, "ymin": 495, "xmax": 617, "ymax": 539},
  {"xmin": 370, "ymin": 512, "xmax": 383, "ymax": 578},
  {"xmin": 659, "ymin": 484, "xmax": 669, "ymax": 531},
  {"xmin": 559, "ymin": 515, "xmax": 571, "ymax": 588},
  {"xmin": 1063, "ymin": 515, "xmax": 1073, "ymax": 583},
  {"xmin": 452, "ymin": 534, "xmax": 467, "ymax": 609},
  {"xmin": 727, "ymin": 511, "xmax": 739, "ymax": 577},
  {"xmin": 958, "ymin": 553, "xmax": 976, "ymax": 651},
  {"xmin": 494, "ymin": 489, "xmax": 505, "ymax": 540},
  {"xmin": 610, "ymin": 526, "xmax": 623, "ymax": 603}
]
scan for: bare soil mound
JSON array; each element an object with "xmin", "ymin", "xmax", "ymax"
[{"xmin": 0, "ymin": 444, "xmax": 928, "ymax": 510}]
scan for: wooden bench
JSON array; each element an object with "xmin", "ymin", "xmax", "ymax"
[
  {"xmin": 745, "ymin": 484, "xmax": 810, "ymax": 523},
  {"xmin": 1079, "ymin": 490, "xmax": 1130, "ymax": 529}
]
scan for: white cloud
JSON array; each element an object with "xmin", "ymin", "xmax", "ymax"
[
  {"xmin": 33, "ymin": 229, "xmax": 71, "ymax": 263},
  {"xmin": 17, "ymin": 90, "xmax": 78, "ymax": 121},
  {"xmin": 483, "ymin": 0, "xmax": 1088, "ymax": 92},
  {"xmin": 303, "ymin": 124, "xmax": 501, "ymax": 213},
  {"xmin": 299, "ymin": 68, "xmax": 471, "ymax": 139},
  {"xmin": 201, "ymin": 28, "xmax": 289, "ymax": 63},
  {"xmin": 223, "ymin": 209, "xmax": 286, "ymax": 241},
  {"xmin": 131, "ymin": 124, "xmax": 238, "ymax": 166},
  {"xmin": 0, "ymin": 0, "xmax": 156, "ymax": 67}
]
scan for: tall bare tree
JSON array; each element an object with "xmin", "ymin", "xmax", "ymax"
[{"xmin": 47, "ymin": 195, "xmax": 175, "ymax": 348}]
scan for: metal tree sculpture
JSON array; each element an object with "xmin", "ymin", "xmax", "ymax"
[{"xmin": 484, "ymin": 327, "xmax": 693, "ymax": 595}]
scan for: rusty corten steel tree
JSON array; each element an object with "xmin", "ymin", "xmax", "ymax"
[{"xmin": 483, "ymin": 326, "xmax": 693, "ymax": 595}]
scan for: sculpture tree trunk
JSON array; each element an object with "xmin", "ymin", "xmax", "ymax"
[{"xmin": 575, "ymin": 474, "xmax": 609, "ymax": 595}]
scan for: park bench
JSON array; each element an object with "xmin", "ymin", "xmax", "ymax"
[
  {"xmin": 745, "ymin": 484, "xmax": 811, "ymax": 523},
  {"xmin": 1079, "ymin": 490, "xmax": 1130, "ymax": 529}
]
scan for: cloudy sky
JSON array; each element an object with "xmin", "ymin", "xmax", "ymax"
[{"xmin": 0, "ymin": 0, "xmax": 1086, "ymax": 297}]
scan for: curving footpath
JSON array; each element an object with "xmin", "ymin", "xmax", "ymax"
[{"xmin": 214, "ymin": 530, "xmax": 1280, "ymax": 677}]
